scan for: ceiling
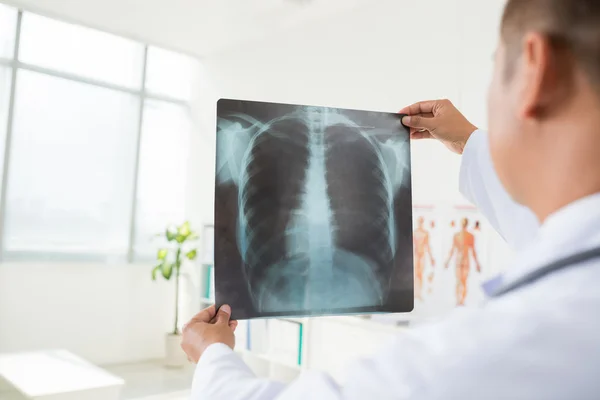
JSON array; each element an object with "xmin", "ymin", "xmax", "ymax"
[{"xmin": 0, "ymin": 0, "xmax": 370, "ymax": 58}]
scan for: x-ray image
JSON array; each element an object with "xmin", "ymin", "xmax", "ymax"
[{"xmin": 214, "ymin": 99, "xmax": 414, "ymax": 319}]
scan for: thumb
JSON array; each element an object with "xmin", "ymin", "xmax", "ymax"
[
  {"xmin": 215, "ymin": 304, "xmax": 231, "ymax": 325},
  {"xmin": 402, "ymin": 115, "xmax": 434, "ymax": 131}
]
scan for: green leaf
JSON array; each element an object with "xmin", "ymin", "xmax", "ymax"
[
  {"xmin": 166, "ymin": 228, "xmax": 177, "ymax": 242},
  {"xmin": 188, "ymin": 232, "xmax": 199, "ymax": 240},
  {"xmin": 178, "ymin": 221, "xmax": 191, "ymax": 238},
  {"xmin": 175, "ymin": 234, "xmax": 186, "ymax": 244},
  {"xmin": 151, "ymin": 265, "xmax": 161, "ymax": 281},
  {"xmin": 161, "ymin": 262, "xmax": 174, "ymax": 280},
  {"xmin": 157, "ymin": 248, "xmax": 168, "ymax": 260},
  {"xmin": 186, "ymin": 249, "xmax": 197, "ymax": 260}
]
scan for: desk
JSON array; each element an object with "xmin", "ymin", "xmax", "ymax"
[{"xmin": 0, "ymin": 350, "xmax": 124, "ymax": 399}]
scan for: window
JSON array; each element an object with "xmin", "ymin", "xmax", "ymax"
[
  {"xmin": 0, "ymin": 4, "xmax": 17, "ymax": 59},
  {"xmin": 19, "ymin": 13, "xmax": 145, "ymax": 88},
  {"xmin": 0, "ymin": 9, "xmax": 198, "ymax": 262},
  {"xmin": 133, "ymin": 99, "xmax": 191, "ymax": 257},
  {"xmin": 0, "ymin": 67, "xmax": 11, "ymax": 182},
  {"xmin": 5, "ymin": 70, "xmax": 140, "ymax": 259}
]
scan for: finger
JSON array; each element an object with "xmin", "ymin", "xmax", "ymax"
[
  {"xmin": 410, "ymin": 131, "xmax": 433, "ymax": 140},
  {"xmin": 215, "ymin": 304, "xmax": 231, "ymax": 325},
  {"xmin": 190, "ymin": 304, "xmax": 217, "ymax": 323},
  {"xmin": 406, "ymin": 112, "xmax": 434, "ymax": 119},
  {"xmin": 402, "ymin": 115, "xmax": 435, "ymax": 130},
  {"xmin": 398, "ymin": 100, "xmax": 438, "ymax": 115},
  {"xmin": 408, "ymin": 127, "xmax": 424, "ymax": 134},
  {"xmin": 229, "ymin": 320, "xmax": 238, "ymax": 332}
]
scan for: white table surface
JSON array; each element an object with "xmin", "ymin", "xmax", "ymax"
[{"xmin": 0, "ymin": 349, "xmax": 124, "ymax": 398}]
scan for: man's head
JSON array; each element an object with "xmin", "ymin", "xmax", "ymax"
[
  {"xmin": 461, "ymin": 218, "xmax": 469, "ymax": 229},
  {"xmin": 417, "ymin": 216, "xmax": 425, "ymax": 228},
  {"xmin": 488, "ymin": 0, "xmax": 600, "ymax": 220}
]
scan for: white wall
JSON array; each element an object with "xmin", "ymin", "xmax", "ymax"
[
  {"xmin": 193, "ymin": 0, "xmax": 513, "ymax": 264},
  {"xmin": 0, "ymin": 264, "xmax": 161, "ymax": 364},
  {"xmin": 193, "ymin": 0, "xmax": 509, "ymax": 206},
  {"xmin": 0, "ymin": 260, "xmax": 207, "ymax": 366}
]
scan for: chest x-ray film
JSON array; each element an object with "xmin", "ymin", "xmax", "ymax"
[{"xmin": 214, "ymin": 99, "xmax": 414, "ymax": 319}]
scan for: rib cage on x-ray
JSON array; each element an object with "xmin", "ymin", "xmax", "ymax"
[
  {"xmin": 237, "ymin": 108, "xmax": 394, "ymax": 313},
  {"xmin": 215, "ymin": 101, "xmax": 412, "ymax": 317},
  {"xmin": 325, "ymin": 123, "xmax": 395, "ymax": 285}
]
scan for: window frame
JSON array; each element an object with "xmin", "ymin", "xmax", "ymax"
[{"xmin": 0, "ymin": 9, "xmax": 195, "ymax": 263}]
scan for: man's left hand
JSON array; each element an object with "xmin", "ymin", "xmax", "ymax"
[{"xmin": 181, "ymin": 304, "xmax": 238, "ymax": 363}]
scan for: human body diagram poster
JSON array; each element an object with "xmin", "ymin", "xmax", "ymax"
[
  {"xmin": 412, "ymin": 205, "xmax": 491, "ymax": 316},
  {"xmin": 214, "ymin": 99, "xmax": 414, "ymax": 319}
]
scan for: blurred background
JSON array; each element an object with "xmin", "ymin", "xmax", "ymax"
[{"xmin": 0, "ymin": 0, "xmax": 515, "ymax": 399}]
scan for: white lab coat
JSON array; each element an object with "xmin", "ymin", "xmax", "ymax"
[{"xmin": 191, "ymin": 130, "xmax": 600, "ymax": 400}]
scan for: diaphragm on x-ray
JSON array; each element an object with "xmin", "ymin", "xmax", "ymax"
[{"xmin": 214, "ymin": 99, "xmax": 414, "ymax": 319}]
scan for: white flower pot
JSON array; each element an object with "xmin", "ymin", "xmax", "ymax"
[{"xmin": 164, "ymin": 333, "xmax": 187, "ymax": 368}]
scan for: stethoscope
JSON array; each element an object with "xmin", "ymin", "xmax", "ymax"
[{"xmin": 490, "ymin": 246, "xmax": 600, "ymax": 297}]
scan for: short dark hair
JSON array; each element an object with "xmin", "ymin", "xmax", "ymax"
[{"xmin": 501, "ymin": 0, "xmax": 600, "ymax": 90}]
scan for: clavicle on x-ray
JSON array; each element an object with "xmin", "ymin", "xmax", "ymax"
[{"xmin": 214, "ymin": 99, "xmax": 414, "ymax": 319}]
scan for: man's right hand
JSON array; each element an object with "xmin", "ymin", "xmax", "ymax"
[{"xmin": 399, "ymin": 99, "xmax": 478, "ymax": 155}]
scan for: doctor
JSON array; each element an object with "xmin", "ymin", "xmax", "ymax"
[{"xmin": 183, "ymin": 0, "xmax": 600, "ymax": 398}]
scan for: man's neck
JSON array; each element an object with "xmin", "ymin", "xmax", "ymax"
[
  {"xmin": 526, "ymin": 98, "xmax": 600, "ymax": 223},
  {"xmin": 534, "ymin": 186, "xmax": 600, "ymax": 224},
  {"xmin": 529, "ymin": 136, "xmax": 600, "ymax": 223}
]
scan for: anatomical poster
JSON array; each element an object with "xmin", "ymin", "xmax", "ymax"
[
  {"xmin": 214, "ymin": 98, "xmax": 414, "ymax": 319},
  {"xmin": 412, "ymin": 205, "xmax": 439, "ymax": 305},
  {"xmin": 439, "ymin": 206, "xmax": 489, "ymax": 308},
  {"xmin": 410, "ymin": 205, "xmax": 491, "ymax": 318}
]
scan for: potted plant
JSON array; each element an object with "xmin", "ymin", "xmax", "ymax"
[{"xmin": 152, "ymin": 221, "xmax": 198, "ymax": 368}]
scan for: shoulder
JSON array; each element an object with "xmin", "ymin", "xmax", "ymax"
[
  {"xmin": 343, "ymin": 273, "xmax": 600, "ymax": 399},
  {"xmin": 405, "ymin": 274, "xmax": 600, "ymax": 398}
]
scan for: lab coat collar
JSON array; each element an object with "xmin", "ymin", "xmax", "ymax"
[
  {"xmin": 492, "ymin": 191, "xmax": 600, "ymax": 294},
  {"xmin": 539, "ymin": 192, "xmax": 600, "ymax": 242}
]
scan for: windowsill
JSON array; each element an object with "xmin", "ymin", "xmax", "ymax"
[
  {"xmin": 0, "ymin": 259, "xmax": 151, "ymax": 267},
  {"xmin": 0, "ymin": 251, "xmax": 159, "ymax": 265}
]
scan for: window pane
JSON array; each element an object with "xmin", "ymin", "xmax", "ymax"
[
  {"xmin": 0, "ymin": 3, "xmax": 17, "ymax": 58},
  {"xmin": 19, "ymin": 13, "xmax": 144, "ymax": 88},
  {"xmin": 146, "ymin": 46, "xmax": 199, "ymax": 101},
  {"xmin": 0, "ymin": 66, "xmax": 10, "ymax": 178},
  {"xmin": 134, "ymin": 99, "xmax": 191, "ymax": 257},
  {"xmin": 5, "ymin": 70, "xmax": 140, "ymax": 258}
]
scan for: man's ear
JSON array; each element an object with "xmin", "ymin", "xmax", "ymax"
[{"xmin": 518, "ymin": 32, "xmax": 569, "ymax": 119}]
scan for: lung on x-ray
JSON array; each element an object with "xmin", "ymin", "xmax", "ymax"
[{"xmin": 214, "ymin": 99, "xmax": 414, "ymax": 319}]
